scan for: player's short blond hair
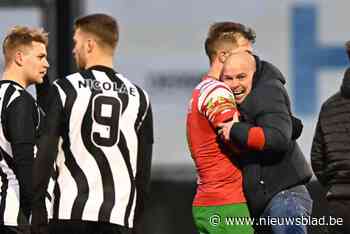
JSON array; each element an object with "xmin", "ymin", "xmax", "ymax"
[
  {"xmin": 205, "ymin": 22, "xmax": 256, "ymax": 64},
  {"xmin": 2, "ymin": 26, "xmax": 48, "ymax": 67}
]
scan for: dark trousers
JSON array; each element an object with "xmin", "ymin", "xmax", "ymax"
[
  {"xmin": 49, "ymin": 220, "xmax": 132, "ymax": 234},
  {"xmin": 0, "ymin": 225, "xmax": 30, "ymax": 234},
  {"xmin": 327, "ymin": 199, "xmax": 350, "ymax": 234}
]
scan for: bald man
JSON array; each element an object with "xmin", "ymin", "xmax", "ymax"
[
  {"xmin": 219, "ymin": 52, "xmax": 256, "ymax": 105},
  {"xmin": 219, "ymin": 51, "xmax": 313, "ymax": 234}
]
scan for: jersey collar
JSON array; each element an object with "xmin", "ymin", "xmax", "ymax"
[{"xmin": 88, "ymin": 65, "xmax": 117, "ymax": 74}]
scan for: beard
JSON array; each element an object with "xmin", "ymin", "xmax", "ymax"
[{"xmin": 75, "ymin": 52, "xmax": 87, "ymax": 70}]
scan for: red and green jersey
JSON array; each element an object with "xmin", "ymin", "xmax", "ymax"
[{"xmin": 186, "ymin": 76, "xmax": 246, "ymax": 206}]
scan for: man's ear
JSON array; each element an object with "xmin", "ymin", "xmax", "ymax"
[
  {"xmin": 218, "ymin": 51, "xmax": 228, "ymax": 64},
  {"xmin": 14, "ymin": 51, "xmax": 24, "ymax": 66},
  {"xmin": 87, "ymin": 38, "xmax": 94, "ymax": 53}
]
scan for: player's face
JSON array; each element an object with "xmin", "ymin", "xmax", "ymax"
[
  {"xmin": 220, "ymin": 61, "xmax": 254, "ymax": 104},
  {"xmin": 22, "ymin": 41, "xmax": 49, "ymax": 85},
  {"xmin": 72, "ymin": 28, "xmax": 88, "ymax": 70}
]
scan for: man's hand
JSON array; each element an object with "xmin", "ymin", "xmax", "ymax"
[
  {"xmin": 217, "ymin": 112, "xmax": 239, "ymax": 141},
  {"xmin": 218, "ymin": 120, "xmax": 234, "ymax": 141}
]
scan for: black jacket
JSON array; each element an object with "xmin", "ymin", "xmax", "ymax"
[
  {"xmin": 311, "ymin": 68, "xmax": 350, "ymax": 200},
  {"xmin": 229, "ymin": 55, "xmax": 312, "ymax": 218}
]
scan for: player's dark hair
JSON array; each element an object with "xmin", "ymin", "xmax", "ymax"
[{"xmin": 74, "ymin": 13, "xmax": 118, "ymax": 51}]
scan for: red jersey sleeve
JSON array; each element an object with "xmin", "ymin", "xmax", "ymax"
[{"xmin": 197, "ymin": 82, "xmax": 238, "ymax": 128}]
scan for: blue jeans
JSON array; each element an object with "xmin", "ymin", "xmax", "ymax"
[{"xmin": 259, "ymin": 185, "xmax": 313, "ymax": 234}]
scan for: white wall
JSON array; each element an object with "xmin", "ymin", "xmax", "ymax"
[{"xmin": 84, "ymin": 1, "xmax": 350, "ymax": 167}]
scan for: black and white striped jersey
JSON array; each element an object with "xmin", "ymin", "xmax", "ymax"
[
  {"xmin": 32, "ymin": 66, "xmax": 153, "ymax": 228},
  {"xmin": 0, "ymin": 80, "xmax": 42, "ymax": 226}
]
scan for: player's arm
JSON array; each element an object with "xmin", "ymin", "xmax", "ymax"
[
  {"xmin": 311, "ymin": 111, "xmax": 327, "ymax": 186},
  {"xmin": 32, "ymin": 85, "xmax": 63, "ymax": 229},
  {"xmin": 133, "ymin": 102, "xmax": 153, "ymax": 232},
  {"xmin": 199, "ymin": 83, "xmax": 239, "ymax": 129},
  {"xmin": 5, "ymin": 95, "xmax": 36, "ymax": 220},
  {"xmin": 222, "ymin": 84, "xmax": 292, "ymax": 153}
]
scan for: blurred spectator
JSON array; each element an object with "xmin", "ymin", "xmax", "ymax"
[{"xmin": 311, "ymin": 42, "xmax": 350, "ymax": 234}]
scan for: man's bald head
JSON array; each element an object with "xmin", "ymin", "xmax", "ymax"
[
  {"xmin": 223, "ymin": 51, "xmax": 256, "ymax": 73},
  {"xmin": 220, "ymin": 51, "xmax": 256, "ymax": 104}
]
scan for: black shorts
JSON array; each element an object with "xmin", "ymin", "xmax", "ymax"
[
  {"xmin": 49, "ymin": 220, "xmax": 132, "ymax": 234},
  {"xmin": 0, "ymin": 225, "xmax": 30, "ymax": 234}
]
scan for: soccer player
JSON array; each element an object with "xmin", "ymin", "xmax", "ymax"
[
  {"xmin": 31, "ymin": 14, "xmax": 153, "ymax": 234},
  {"xmin": 186, "ymin": 22, "xmax": 255, "ymax": 234},
  {"xmin": 0, "ymin": 26, "xmax": 49, "ymax": 234}
]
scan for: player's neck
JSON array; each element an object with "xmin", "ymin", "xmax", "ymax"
[
  {"xmin": 2, "ymin": 67, "xmax": 28, "ymax": 88},
  {"xmin": 85, "ymin": 54, "xmax": 114, "ymax": 70},
  {"xmin": 207, "ymin": 61, "xmax": 223, "ymax": 80}
]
